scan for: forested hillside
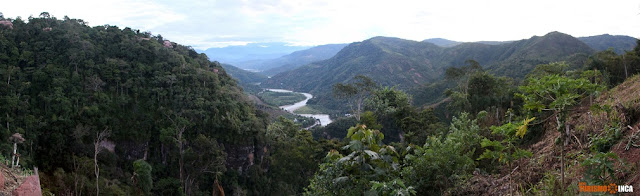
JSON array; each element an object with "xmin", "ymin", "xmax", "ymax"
[
  {"xmin": 261, "ymin": 43, "xmax": 348, "ymax": 76},
  {"xmin": 262, "ymin": 32, "xmax": 597, "ymax": 112},
  {"xmin": 579, "ymin": 34, "xmax": 638, "ymax": 54},
  {"xmin": 2, "ymin": 11, "xmax": 640, "ymax": 196},
  {"xmin": 0, "ymin": 13, "xmax": 329, "ymax": 195},
  {"xmin": 219, "ymin": 63, "xmax": 267, "ymax": 93}
]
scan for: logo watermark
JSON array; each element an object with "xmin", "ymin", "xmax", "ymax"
[{"xmin": 579, "ymin": 182, "xmax": 633, "ymax": 194}]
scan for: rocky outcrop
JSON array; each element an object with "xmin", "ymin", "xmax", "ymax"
[
  {"xmin": 11, "ymin": 174, "xmax": 41, "ymax": 196},
  {"xmin": 0, "ymin": 20, "xmax": 13, "ymax": 29},
  {"xmin": 0, "ymin": 171, "xmax": 5, "ymax": 190}
]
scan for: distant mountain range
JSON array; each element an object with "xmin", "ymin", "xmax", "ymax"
[
  {"xmin": 261, "ymin": 32, "xmax": 637, "ymax": 111},
  {"xmin": 212, "ymin": 32, "xmax": 637, "ymax": 111},
  {"xmin": 424, "ymin": 34, "xmax": 637, "ymax": 54},
  {"xmin": 201, "ymin": 42, "xmax": 311, "ymax": 69},
  {"xmin": 578, "ymin": 34, "xmax": 638, "ymax": 54},
  {"xmin": 260, "ymin": 43, "xmax": 348, "ymax": 76}
]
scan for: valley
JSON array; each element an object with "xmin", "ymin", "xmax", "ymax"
[
  {"xmin": 264, "ymin": 89, "xmax": 333, "ymax": 126},
  {"xmin": 2, "ymin": 6, "xmax": 640, "ymax": 196}
]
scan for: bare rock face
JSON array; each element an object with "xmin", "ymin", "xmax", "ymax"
[
  {"xmin": 163, "ymin": 40, "xmax": 173, "ymax": 48},
  {"xmin": 0, "ymin": 20, "xmax": 13, "ymax": 29},
  {"xmin": 11, "ymin": 175, "xmax": 41, "ymax": 196},
  {"xmin": 0, "ymin": 171, "xmax": 5, "ymax": 190}
]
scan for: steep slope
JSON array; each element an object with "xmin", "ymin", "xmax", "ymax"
[
  {"xmin": 220, "ymin": 63, "xmax": 267, "ymax": 86},
  {"xmin": 488, "ymin": 31, "xmax": 595, "ymax": 77},
  {"xmin": 0, "ymin": 15, "xmax": 270, "ymax": 195},
  {"xmin": 579, "ymin": 34, "xmax": 638, "ymax": 54},
  {"xmin": 263, "ymin": 32, "xmax": 595, "ymax": 110},
  {"xmin": 261, "ymin": 43, "xmax": 348, "ymax": 76},
  {"xmin": 461, "ymin": 75, "xmax": 640, "ymax": 195},
  {"xmin": 263, "ymin": 37, "xmax": 445, "ymax": 93}
]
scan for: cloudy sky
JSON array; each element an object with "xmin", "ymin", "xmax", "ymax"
[{"xmin": 5, "ymin": 0, "xmax": 640, "ymax": 49}]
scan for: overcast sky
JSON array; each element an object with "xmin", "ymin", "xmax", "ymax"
[{"xmin": 5, "ymin": 0, "xmax": 640, "ymax": 50}]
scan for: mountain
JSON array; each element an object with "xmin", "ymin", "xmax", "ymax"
[
  {"xmin": 261, "ymin": 43, "xmax": 348, "ymax": 76},
  {"xmin": 423, "ymin": 38, "xmax": 514, "ymax": 47},
  {"xmin": 201, "ymin": 42, "xmax": 311, "ymax": 69},
  {"xmin": 220, "ymin": 63, "xmax": 268, "ymax": 93},
  {"xmin": 578, "ymin": 34, "xmax": 638, "ymax": 54},
  {"xmin": 422, "ymin": 38, "xmax": 461, "ymax": 47},
  {"xmin": 0, "ymin": 15, "xmax": 273, "ymax": 195},
  {"xmin": 262, "ymin": 32, "xmax": 595, "ymax": 110},
  {"xmin": 220, "ymin": 63, "xmax": 268, "ymax": 85}
]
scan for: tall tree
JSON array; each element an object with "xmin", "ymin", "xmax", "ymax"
[
  {"xmin": 333, "ymin": 75, "xmax": 377, "ymax": 121},
  {"xmin": 94, "ymin": 128, "xmax": 110, "ymax": 196}
]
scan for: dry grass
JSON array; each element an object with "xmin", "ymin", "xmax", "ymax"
[{"xmin": 460, "ymin": 75, "xmax": 640, "ymax": 195}]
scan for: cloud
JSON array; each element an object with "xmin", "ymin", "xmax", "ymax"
[{"xmin": 4, "ymin": 0, "xmax": 640, "ymax": 49}]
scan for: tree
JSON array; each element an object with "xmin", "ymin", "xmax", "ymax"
[
  {"xmin": 161, "ymin": 113, "xmax": 189, "ymax": 195},
  {"xmin": 94, "ymin": 128, "xmax": 111, "ymax": 196},
  {"xmin": 402, "ymin": 113, "xmax": 481, "ymax": 194},
  {"xmin": 517, "ymin": 62, "xmax": 602, "ymax": 194},
  {"xmin": 333, "ymin": 75, "xmax": 377, "ymax": 121},
  {"xmin": 183, "ymin": 134, "xmax": 226, "ymax": 195},
  {"xmin": 9, "ymin": 133, "xmax": 25, "ymax": 168},
  {"xmin": 133, "ymin": 159, "xmax": 153, "ymax": 195},
  {"xmin": 305, "ymin": 124, "xmax": 404, "ymax": 195}
]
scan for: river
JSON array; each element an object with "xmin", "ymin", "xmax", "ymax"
[{"xmin": 265, "ymin": 89, "xmax": 333, "ymax": 126}]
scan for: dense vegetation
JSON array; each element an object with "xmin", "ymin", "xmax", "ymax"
[
  {"xmin": 304, "ymin": 41, "xmax": 640, "ymax": 194},
  {"xmin": 0, "ymin": 13, "xmax": 328, "ymax": 195},
  {"xmin": 257, "ymin": 90, "xmax": 307, "ymax": 106},
  {"xmin": 578, "ymin": 34, "xmax": 638, "ymax": 54},
  {"xmin": 219, "ymin": 63, "xmax": 267, "ymax": 93},
  {"xmin": 262, "ymin": 32, "xmax": 601, "ymax": 114},
  {"xmin": 2, "ymin": 12, "xmax": 640, "ymax": 196}
]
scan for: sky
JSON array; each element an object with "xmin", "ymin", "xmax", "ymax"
[{"xmin": 4, "ymin": 0, "xmax": 640, "ymax": 50}]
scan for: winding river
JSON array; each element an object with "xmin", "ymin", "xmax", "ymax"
[{"xmin": 265, "ymin": 89, "xmax": 333, "ymax": 126}]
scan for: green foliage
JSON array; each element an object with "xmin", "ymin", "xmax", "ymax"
[
  {"xmin": 258, "ymin": 90, "xmax": 307, "ymax": 106},
  {"xmin": 586, "ymin": 48, "xmax": 640, "ymax": 86},
  {"xmin": 518, "ymin": 72, "xmax": 602, "ymax": 114},
  {"xmin": 580, "ymin": 152, "xmax": 625, "ymax": 185},
  {"xmin": 267, "ymin": 123, "xmax": 328, "ymax": 194},
  {"xmin": 360, "ymin": 111, "xmax": 383, "ymax": 131},
  {"xmin": 333, "ymin": 75, "xmax": 377, "ymax": 120},
  {"xmin": 266, "ymin": 116, "xmax": 300, "ymax": 143},
  {"xmin": 446, "ymin": 69, "xmax": 515, "ymax": 116},
  {"xmin": 264, "ymin": 32, "xmax": 594, "ymax": 112},
  {"xmin": 311, "ymin": 117, "xmax": 358, "ymax": 139},
  {"xmin": 133, "ymin": 159, "xmax": 153, "ymax": 195},
  {"xmin": 589, "ymin": 125, "xmax": 622, "ymax": 153},
  {"xmin": 364, "ymin": 87, "xmax": 417, "ymax": 142},
  {"xmin": 402, "ymin": 113, "xmax": 481, "ymax": 194},
  {"xmin": 306, "ymin": 125, "xmax": 401, "ymax": 195},
  {"xmin": 478, "ymin": 118, "xmax": 534, "ymax": 165},
  {"xmin": 579, "ymin": 34, "xmax": 638, "ymax": 55},
  {"xmin": 0, "ymin": 14, "xmax": 269, "ymax": 195},
  {"xmin": 399, "ymin": 109, "xmax": 444, "ymax": 146},
  {"xmin": 369, "ymin": 179, "xmax": 416, "ymax": 196}
]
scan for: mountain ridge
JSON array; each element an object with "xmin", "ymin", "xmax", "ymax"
[{"xmin": 261, "ymin": 31, "xmax": 598, "ymax": 111}]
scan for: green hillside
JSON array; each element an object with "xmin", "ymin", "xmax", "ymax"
[
  {"xmin": 262, "ymin": 32, "xmax": 596, "ymax": 111},
  {"xmin": 261, "ymin": 43, "xmax": 348, "ymax": 76},
  {"xmin": 219, "ymin": 63, "xmax": 267, "ymax": 93},
  {"xmin": 579, "ymin": 34, "xmax": 638, "ymax": 54},
  {"xmin": 0, "ymin": 14, "xmax": 320, "ymax": 195}
]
